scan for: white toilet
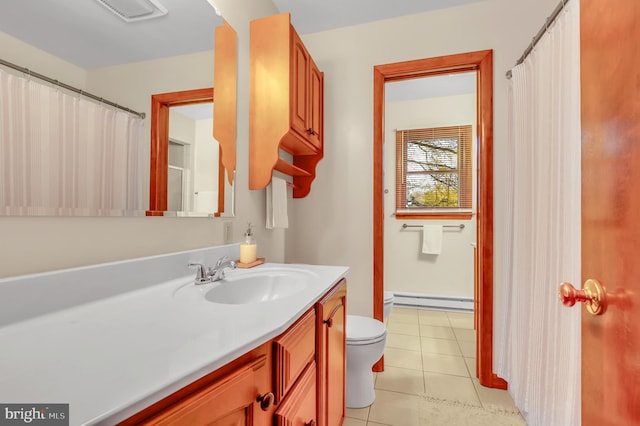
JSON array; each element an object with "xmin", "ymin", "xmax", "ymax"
[
  {"xmin": 383, "ymin": 291, "xmax": 395, "ymax": 321},
  {"xmin": 345, "ymin": 315, "xmax": 387, "ymax": 408}
]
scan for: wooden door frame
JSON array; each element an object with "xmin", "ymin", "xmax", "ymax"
[{"xmin": 372, "ymin": 49, "xmax": 506, "ymax": 389}]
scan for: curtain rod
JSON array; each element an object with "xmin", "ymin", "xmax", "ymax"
[
  {"xmin": 505, "ymin": 0, "xmax": 570, "ymax": 79},
  {"xmin": 0, "ymin": 58, "xmax": 146, "ymax": 119}
]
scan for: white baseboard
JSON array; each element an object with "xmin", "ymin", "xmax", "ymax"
[{"xmin": 392, "ymin": 291, "xmax": 474, "ymax": 313}]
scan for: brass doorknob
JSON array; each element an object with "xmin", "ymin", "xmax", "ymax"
[{"xmin": 559, "ymin": 279, "xmax": 607, "ymax": 315}]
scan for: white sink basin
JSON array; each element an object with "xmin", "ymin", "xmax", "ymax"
[{"xmin": 204, "ymin": 268, "xmax": 311, "ymax": 304}]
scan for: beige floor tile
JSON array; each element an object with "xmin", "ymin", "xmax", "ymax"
[
  {"xmin": 417, "ymin": 314, "xmax": 451, "ymax": 327},
  {"xmin": 389, "ymin": 313, "xmax": 420, "ymax": 326},
  {"xmin": 453, "ymin": 327, "xmax": 476, "ymax": 342},
  {"xmin": 446, "ymin": 311, "xmax": 474, "ymax": 321},
  {"xmin": 367, "ymin": 422, "xmax": 393, "ymax": 426},
  {"xmin": 464, "ymin": 357, "xmax": 476, "ymax": 377},
  {"xmin": 423, "ymin": 372, "xmax": 481, "ymax": 406},
  {"xmin": 387, "ymin": 321, "xmax": 420, "ymax": 336},
  {"xmin": 345, "ymin": 406, "xmax": 369, "ymax": 421},
  {"xmin": 422, "ymin": 353, "xmax": 469, "ymax": 377},
  {"xmin": 417, "ymin": 309, "xmax": 449, "ymax": 320},
  {"xmin": 343, "ymin": 418, "xmax": 367, "ymax": 426},
  {"xmin": 448, "ymin": 315, "xmax": 475, "ymax": 330},
  {"xmin": 386, "ymin": 333, "xmax": 421, "ymax": 352},
  {"xmin": 383, "ymin": 347, "xmax": 424, "ymax": 371},
  {"xmin": 390, "ymin": 307, "xmax": 419, "ymax": 319},
  {"xmin": 457, "ymin": 338, "xmax": 476, "ymax": 358},
  {"xmin": 375, "ymin": 366, "xmax": 425, "ymax": 395},
  {"xmin": 472, "ymin": 378, "xmax": 520, "ymax": 411},
  {"xmin": 421, "ymin": 337, "xmax": 462, "ymax": 356},
  {"xmin": 368, "ymin": 389, "xmax": 421, "ymax": 426},
  {"xmin": 418, "ymin": 324, "xmax": 455, "ymax": 340}
]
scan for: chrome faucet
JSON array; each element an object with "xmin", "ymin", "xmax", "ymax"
[
  {"xmin": 207, "ymin": 256, "xmax": 237, "ymax": 282},
  {"xmin": 188, "ymin": 263, "xmax": 212, "ymax": 285}
]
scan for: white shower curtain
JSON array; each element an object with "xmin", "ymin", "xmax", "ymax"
[
  {"xmin": 0, "ymin": 68, "xmax": 146, "ymax": 216},
  {"xmin": 497, "ymin": 1, "xmax": 581, "ymax": 425}
]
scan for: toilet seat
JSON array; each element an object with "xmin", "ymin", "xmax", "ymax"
[{"xmin": 346, "ymin": 315, "xmax": 386, "ymax": 346}]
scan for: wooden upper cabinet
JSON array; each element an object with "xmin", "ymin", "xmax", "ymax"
[
  {"xmin": 291, "ymin": 33, "xmax": 310, "ymax": 141},
  {"xmin": 250, "ymin": 12, "xmax": 324, "ymax": 198}
]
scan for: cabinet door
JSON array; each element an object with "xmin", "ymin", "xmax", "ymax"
[
  {"xmin": 291, "ymin": 30, "xmax": 310, "ymax": 139},
  {"xmin": 316, "ymin": 279, "xmax": 347, "ymax": 426},
  {"xmin": 145, "ymin": 355, "xmax": 272, "ymax": 425},
  {"xmin": 274, "ymin": 363, "xmax": 317, "ymax": 426},
  {"xmin": 307, "ymin": 59, "xmax": 323, "ymax": 151},
  {"xmin": 273, "ymin": 308, "xmax": 316, "ymax": 403}
]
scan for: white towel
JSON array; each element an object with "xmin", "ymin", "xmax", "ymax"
[
  {"xmin": 422, "ymin": 225, "xmax": 442, "ymax": 255},
  {"xmin": 266, "ymin": 177, "xmax": 288, "ymax": 229}
]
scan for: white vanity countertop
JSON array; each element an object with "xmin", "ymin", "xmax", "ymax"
[{"xmin": 0, "ymin": 262, "xmax": 348, "ymax": 425}]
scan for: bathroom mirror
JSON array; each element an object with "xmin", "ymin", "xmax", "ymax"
[
  {"xmin": 147, "ymin": 21, "xmax": 237, "ymax": 217},
  {"xmin": 0, "ymin": 7, "xmax": 236, "ymax": 218}
]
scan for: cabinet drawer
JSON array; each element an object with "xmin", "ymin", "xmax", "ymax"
[
  {"xmin": 274, "ymin": 362, "xmax": 317, "ymax": 426},
  {"xmin": 273, "ymin": 308, "xmax": 316, "ymax": 402}
]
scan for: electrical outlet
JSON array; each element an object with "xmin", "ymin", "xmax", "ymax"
[{"xmin": 223, "ymin": 220, "xmax": 233, "ymax": 244}]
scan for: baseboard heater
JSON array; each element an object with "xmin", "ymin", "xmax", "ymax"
[{"xmin": 392, "ymin": 292, "xmax": 474, "ymax": 312}]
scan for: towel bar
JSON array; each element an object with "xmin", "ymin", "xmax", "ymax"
[{"xmin": 402, "ymin": 224, "xmax": 465, "ymax": 230}]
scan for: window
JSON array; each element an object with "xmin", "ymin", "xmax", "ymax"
[{"xmin": 395, "ymin": 125, "xmax": 472, "ymax": 218}]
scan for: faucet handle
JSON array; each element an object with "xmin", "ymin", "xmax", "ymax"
[
  {"xmin": 215, "ymin": 255, "xmax": 229, "ymax": 267},
  {"xmin": 188, "ymin": 263, "xmax": 212, "ymax": 285}
]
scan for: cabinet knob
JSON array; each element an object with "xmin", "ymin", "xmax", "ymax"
[
  {"xmin": 306, "ymin": 128, "xmax": 317, "ymax": 136},
  {"xmin": 304, "ymin": 420, "xmax": 316, "ymax": 426},
  {"xmin": 324, "ymin": 318, "xmax": 333, "ymax": 327},
  {"xmin": 256, "ymin": 392, "xmax": 274, "ymax": 411}
]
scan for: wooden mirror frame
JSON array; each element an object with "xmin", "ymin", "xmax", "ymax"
[{"xmin": 373, "ymin": 50, "xmax": 506, "ymax": 389}]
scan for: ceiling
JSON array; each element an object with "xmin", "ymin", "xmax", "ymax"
[{"xmin": 0, "ymin": 0, "xmax": 484, "ymax": 69}]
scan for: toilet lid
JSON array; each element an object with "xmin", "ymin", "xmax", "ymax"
[
  {"xmin": 346, "ymin": 315, "xmax": 386, "ymax": 342},
  {"xmin": 384, "ymin": 291, "xmax": 395, "ymax": 303}
]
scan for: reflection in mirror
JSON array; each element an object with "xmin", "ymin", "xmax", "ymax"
[
  {"xmin": 169, "ymin": 103, "xmax": 220, "ymax": 214},
  {"xmin": 148, "ymin": 20, "xmax": 237, "ymax": 218},
  {"xmin": 148, "ymin": 89, "xmax": 234, "ymax": 218}
]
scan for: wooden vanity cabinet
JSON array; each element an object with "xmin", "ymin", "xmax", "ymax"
[
  {"xmin": 316, "ymin": 279, "xmax": 347, "ymax": 426},
  {"xmin": 249, "ymin": 12, "xmax": 324, "ymax": 198},
  {"xmin": 120, "ymin": 344, "xmax": 274, "ymax": 426},
  {"xmin": 273, "ymin": 308, "xmax": 316, "ymax": 403},
  {"xmin": 274, "ymin": 363, "xmax": 317, "ymax": 426},
  {"xmin": 120, "ymin": 281, "xmax": 346, "ymax": 426}
]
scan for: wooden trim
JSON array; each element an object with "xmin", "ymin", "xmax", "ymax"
[
  {"xmin": 372, "ymin": 50, "xmax": 503, "ymax": 388},
  {"xmin": 475, "ymin": 50, "xmax": 498, "ymax": 388},
  {"xmin": 213, "ymin": 21, "xmax": 237, "ymax": 186},
  {"xmin": 148, "ymin": 88, "xmax": 228, "ymax": 216},
  {"xmin": 216, "ymin": 145, "xmax": 225, "ymax": 217}
]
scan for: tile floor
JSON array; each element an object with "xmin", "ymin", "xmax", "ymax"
[{"xmin": 343, "ymin": 307, "xmax": 521, "ymax": 426}]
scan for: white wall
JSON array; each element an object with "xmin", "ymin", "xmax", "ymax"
[
  {"xmin": 194, "ymin": 118, "xmax": 219, "ymax": 212},
  {"xmin": 384, "ymin": 94, "xmax": 476, "ymax": 298},
  {"xmin": 0, "ymin": 0, "xmax": 281, "ymax": 278},
  {"xmin": 286, "ymin": 0, "xmax": 560, "ymax": 317}
]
